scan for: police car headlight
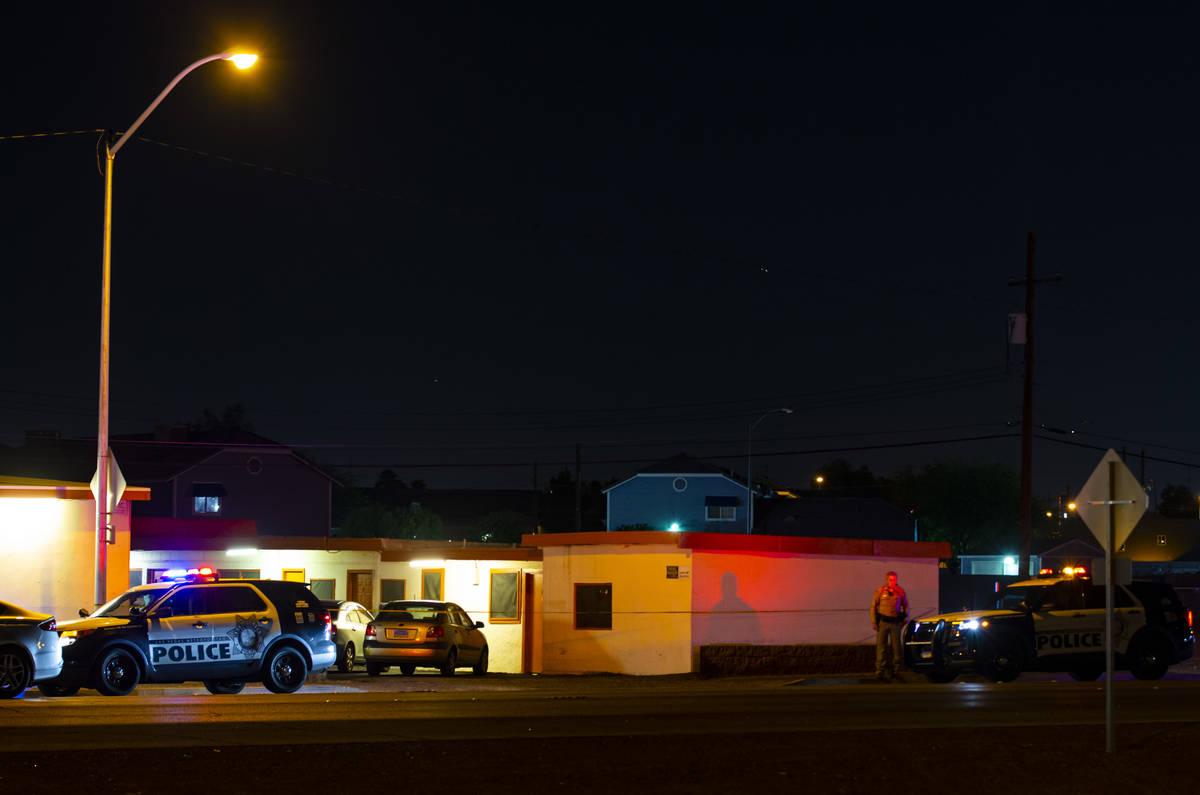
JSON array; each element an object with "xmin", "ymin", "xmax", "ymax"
[{"xmin": 956, "ymin": 620, "xmax": 980, "ymax": 631}]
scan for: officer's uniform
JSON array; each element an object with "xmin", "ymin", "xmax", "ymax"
[{"xmin": 871, "ymin": 581, "xmax": 908, "ymax": 678}]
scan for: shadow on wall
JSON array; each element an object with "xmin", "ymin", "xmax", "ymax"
[{"xmin": 702, "ymin": 572, "xmax": 763, "ymax": 644}]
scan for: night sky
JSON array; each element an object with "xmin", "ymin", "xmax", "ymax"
[{"xmin": 3, "ymin": 3, "xmax": 1199, "ymax": 497}]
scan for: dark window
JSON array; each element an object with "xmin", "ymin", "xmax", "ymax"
[
  {"xmin": 380, "ymin": 579, "xmax": 406, "ymax": 602},
  {"xmin": 218, "ymin": 569, "xmax": 261, "ymax": 580},
  {"xmin": 203, "ymin": 586, "xmax": 268, "ymax": 614},
  {"xmin": 309, "ymin": 579, "xmax": 335, "ymax": 600},
  {"xmin": 490, "ymin": 571, "xmax": 520, "ymax": 622},
  {"xmin": 575, "ymin": 583, "xmax": 612, "ymax": 630},
  {"xmin": 159, "ymin": 587, "xmax": 203, "ymax": 616},
  {"xmin": 129, "ymin": 570, "xmax": 143, "ymax": 588}
]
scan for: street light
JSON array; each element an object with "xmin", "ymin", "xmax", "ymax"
[
  {"xmin": 94, "ymin": 52, "xmax": 257, "ymax": 607},
  {"xmin": 746, "ymin": 407, "xmax": 793, "ymax": 534}
]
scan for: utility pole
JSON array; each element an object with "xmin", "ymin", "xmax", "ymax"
[
  {"xmin": 575, "ymin": 443, "xmax": 582, "ymax": 531},
  {"xmin": 1009, "ymin": 232, "xmax": 1061, "ymax": 576}
]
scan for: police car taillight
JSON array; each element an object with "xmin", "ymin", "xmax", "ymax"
[
  {"xmin": 365, "ymin": 623, "xmax": 377, "ymax": 638},
  {"xmin": 321, "ymin": 610, "xmax": 332, "ymax": 640},
  {"xmin": 426, "ymin": 625, "xmax": 444, "ymax": 640},
  {"xmin": 1188, "ymin": 610, "xmax": 1194, "ymax": 629},
  {"xmin": 38, "ymin": 618, "xmax": 57, "ymax": 632}
]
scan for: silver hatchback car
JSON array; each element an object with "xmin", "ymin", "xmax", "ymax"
[
  {"xmin": 363, "ymin": 601, "xmax": 488, "ymax": 676},
  {"xmin": 321, "ymin": 600, "xmax": 373, "ymax": 672},
  {"xmin": 0, "ymin": 600, "xmax": 62, "ymax": 698}
]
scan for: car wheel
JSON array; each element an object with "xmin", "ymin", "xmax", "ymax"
[
  {"xmin": 1129, "ymin": 636, "xmax": 1171, "ymax": 680},
  {"xmin": 203, "ymin": 680, "xmax": 246, "ymax": 695},
  {"xmin": 439, "ymin": 648, "xmax": 458, "ymax": 677},
  {"xmin": 979, "ymin": 631, "xmax": 1023, "ymax": 683},
  {"xmin": 923, "ymin": 668, "xmax": 957, "ymax": 684},
  {"xmin": 94, "ymin": 648, "xmax": 140, "ymax": 696},
  {"xmin": 1068, "ymin": 668, "xmax": 1103, "ymax": 682},
  {"xmin": 472, "ymin": 646, "xmax": 489, "ymax": 676},
  {"xmin": 37, "ymin": 683, "xmax": 80, "ymax": 698},
  {"xmin": 0, "ymin": 648, "xmax": 33, "ymax": 698},
  {"xmin": 337, "ymin": 642, "xmax": 356, "ymax": 673},
  {"xmin": 366, "ymin": 662, "xmax": 388, "ymax": 676},
  {"xmin": 399, "ymin": 663, "xmax": 416, "ymax": 676},
  {"xmin": 262, "ymin": 646, "xmax": 309, "ymax": 694}
]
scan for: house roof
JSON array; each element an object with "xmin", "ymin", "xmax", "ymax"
[
  {"xmin": 603, "ymin": 453, "xmax": 742, "ymax": 493},
  {"xmin": 522, "ymin": 530, "xmax": 950, "ymax": 559}
]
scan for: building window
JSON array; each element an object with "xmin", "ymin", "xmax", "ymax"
[
  {"xmin": 192, "ymin": 483, "xmax": 227, "ymax": 515},
  {"xmin": 421, "ymin": 569, "xmax": 444, "ymax": 601},
  {"xmin": 1157, "ymin": 534, "xmax": 1167, "ymax": 546},
  {"xmin": 575, "ymin": 583, "xmax": 612, "ymax": 630},
  {"xmin": 489, "ymin": 570, "xmax": 521, "ymax": 623},
  {"xmin": 706, "ymin": 505, "xmax": 736, "ymax": 521},
  {"xmin": 380, "ymin": 579, "xmax": 406, "ymax": 603},
  {"xmin": 309, "ymin": 579, "xmax": 335, "ymax": 599},
  {"xmin": 129, "ymin": 570, "xmax": 143, "ymax": 588}
]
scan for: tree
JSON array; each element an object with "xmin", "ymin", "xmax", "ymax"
[
  {"xmin": 189, "ymin": 403, "xmax": 253, "ymax": 433},
  {"xmin": 1159, "ymin": 484, "xmax": 1197, "ymax": 518},
  {"xmin": 475, "ymin": 510, "xmax": 534, "ymax": 543},
  {"xmin": 895, "ymin": 460, "xmax": 1020, "ymax": 556}
]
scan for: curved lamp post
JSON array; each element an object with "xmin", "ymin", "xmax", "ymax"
[
  {"xmin": 94, "ymin": 52, "xmax": 257, "ymax": 606},
  {"xmin": 746, "ymin": 407, "xmax": 793, "ymax": 534}
]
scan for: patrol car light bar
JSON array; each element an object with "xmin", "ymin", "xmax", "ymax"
[{"xmin": 162, "ymin": 566, "xmax": 219, "ymax": 583}]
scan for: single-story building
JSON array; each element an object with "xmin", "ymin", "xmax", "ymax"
[{"xmin": 523, "ymin": 530, "xmax": 950, "ymax": 675}]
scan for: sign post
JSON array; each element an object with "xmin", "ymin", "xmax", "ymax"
[
  {"xmin": 89, "ymin": 450, "xmax": 127, "ymax": 606},
  {"xmin": 1073, "ymin": 449, "xmax": 1147, "ymax": 754}
]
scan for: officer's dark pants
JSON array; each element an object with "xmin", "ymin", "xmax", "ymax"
[{"xmin": 875, "ymin": 621, "xmax": 903, "ymax": 676}]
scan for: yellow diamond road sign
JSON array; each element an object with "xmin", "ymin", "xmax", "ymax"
[{"xmin": 1074, "ymin": 449, "xmax": 1147, "ymax": 551}]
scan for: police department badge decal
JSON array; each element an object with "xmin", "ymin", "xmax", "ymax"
[{"xmin": 227, "ymin": 614, "xmax": 272, "ymax": 657}]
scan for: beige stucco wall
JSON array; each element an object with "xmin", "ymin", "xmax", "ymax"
[
  {"xmin": 540, "ymin": 544, "xmax": 694, "ymax": 675},
  {"xmin": 0, "ymin": 496, "xmax": 131, "ymax": 619},
  {"xmin": 691, "ymin": 552, "xmax": 941, "ymax": 648}
]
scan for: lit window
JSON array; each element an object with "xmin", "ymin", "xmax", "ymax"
[
  {"xmin": 1157, "ymin": 534, "xmax": 1167, "ymax": 546},
  {"xmin": 706, "ymin": 505, "xmax": 736, "ymax": 521},
  {"xmin": 194, "ymin": 496, "xmax": 221, "ymax": 515}
]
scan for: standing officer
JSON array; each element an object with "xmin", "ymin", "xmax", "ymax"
[{"xmin": 871, "ymin": 571, "xmax": 908, "ymax": 681}]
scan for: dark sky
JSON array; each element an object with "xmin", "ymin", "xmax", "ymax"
[{"xmin": 3, "ymin": 3, "xmax": 1200, "ymax": 497}]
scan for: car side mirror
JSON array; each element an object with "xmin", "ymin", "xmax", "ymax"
[
  {"xmin": 78, "ymin": 607, "xmax": 91, "ymax": 618},
  {"xmin": 475, "ymin": 621, "xmax": 485, "ymax": 629}
]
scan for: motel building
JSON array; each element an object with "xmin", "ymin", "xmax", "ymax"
[{"xmin": 2, "ymin": 475, "xmax": 949, "ymax": 677}]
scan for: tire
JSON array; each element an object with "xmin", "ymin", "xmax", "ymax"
[
  {"xmin": 923, "ymin": 668, "xmax": 957, "ymax": 684},
  {"xmin": 472, "ymin": 646, "xmax": 489, "ymax": 676},
  {"xmin": 439, "ymin": 648, "xmax": 458, "ymax": 677},
  {"xmin": 399, "ymin": 663, "xmax": 416, "ymax": 676},
  {"xmin": 37, "ymin": 683, "xmax": 80, "ymax": 698},
  {"xmin": 262, "ymin": 646, "xmax": 309, "ymax": 694},
  {"xmin": 366, "ymin": 662, "xmax": 388, "ymax": 676},
  {"xmin": 336, "ymin": 642, "xmax": 356, "ymax": 673},
  {"xmin": 203, "ymin": 680, "xmax": 246, "ymax": 695},
  {"xmin": 0, "ymin": 648, "xmax": 33, "ymax": 698},
  {"xmin": 979, "ymin": 632, "xmax": 1023, "ymax": 683},
  {"xmin": 1068, "ymin": 668, "xmax": 1103, "ymax": 682},
  {"xmin": 1129, "ymin": 636, "xmax": 1171, "ymax": 681},
  {"xmin": 94, "ymin": 648, "xmax": 140, "ymax": 696}
]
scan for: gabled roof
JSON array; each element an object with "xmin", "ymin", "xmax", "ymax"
[{"xmin": 604, "ymin": 453, "xmax": 742, "ymax": 493}]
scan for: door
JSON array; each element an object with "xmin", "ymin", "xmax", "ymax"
[
  {"xmin": 146, "ymin": 586, "xmax": 212, "ymax": 679},
  {"xmin": 202, "ymin": 584, "xmax": 279, "ymax": 678},
  {"xmin": 347, "ymin": 570, "xmax": 374, "ymax": 609},
  {"xmin": 450, "ymin": 604, "xmax": 484, "ymax": 664}
]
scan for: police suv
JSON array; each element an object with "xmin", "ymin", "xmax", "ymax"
[
  {"xmin": 39, "ymin": 569, "xmax": 336, "ymax": 696},
  {"xmin": 904, "ymin": 568, "xmax": 1195, "ymax": 683}
]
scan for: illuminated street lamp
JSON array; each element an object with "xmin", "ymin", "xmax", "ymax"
[
  {"xmin": 93, "ymin": 52, "xmax": 257, "ymax": 607},
  {"xmin": 746, "ymin": 407, "xmax": 793, "ymax": 534}
]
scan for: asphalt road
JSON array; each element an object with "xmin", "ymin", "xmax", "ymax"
[{"xmin": 3, "ymin": 672, "xmax": 1200, "ymax": 751}]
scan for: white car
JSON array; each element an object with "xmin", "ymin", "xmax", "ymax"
[{"xmin": 0, "ymin": 600, "xmax": 62, "ymax": 698}]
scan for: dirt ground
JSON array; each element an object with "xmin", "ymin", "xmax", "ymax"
[{"xmin": 3, "ymin": 722, "xmax": 1198, "ymax": 794}]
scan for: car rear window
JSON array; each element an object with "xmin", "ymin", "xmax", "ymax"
[{"xmin": 376, "ymin": 606, "xmax": 446, "ymax": 623}]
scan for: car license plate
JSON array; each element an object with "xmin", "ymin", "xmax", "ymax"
[{"xmin": 386, "ymin": 628, "xmax": 414, "ymax": 640}]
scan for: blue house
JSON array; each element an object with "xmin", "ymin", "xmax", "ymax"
[{"xmin": 604, "ymin": 454, "xmax": 747, "ymax": 533}]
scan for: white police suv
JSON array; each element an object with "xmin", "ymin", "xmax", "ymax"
[
  {"xmin": 904, "ymin": 568, "xmax": 1195, "ymax": 683},
  {"xmin": 39, "ymin": 571, "xmax": 336, "ymax": 696}
]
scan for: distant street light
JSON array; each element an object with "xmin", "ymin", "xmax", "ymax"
[
  {"xmin": 815, "ymin": 475, "xmax": 825, "ymax": 489},
  {"xmin": 746, "ymin": 408, "xmax": 793, "ymax": 534},
  {"xmin": 93, "ymin": 52, "xmax": 257, "ymax": 607}
]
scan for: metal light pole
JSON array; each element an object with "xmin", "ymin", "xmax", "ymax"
[
  {"xmin": 746, "ymin": 407, "xmax": 793, "ymax": 534},
  {"xmin": 94, "ymin": 52, "xmax": 257, "ymax": 607}
]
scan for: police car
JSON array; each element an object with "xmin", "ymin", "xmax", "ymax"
[
  {"xmin": 904, "ymin": 567, "xmax": 1195, "ymax": 683},
  {"xmin": 38, "ymin": 569, "xmax": 336, "ymax": 696}
]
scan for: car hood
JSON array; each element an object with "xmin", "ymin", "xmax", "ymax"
[
  {"xmin": 56, "ymin": 616, "xmax": 133, "ymax": 632},
  {"xmin": 913, "ymin": 608, "xmax": 1021, "ymax": 625}
]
